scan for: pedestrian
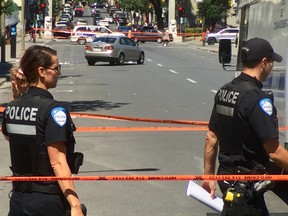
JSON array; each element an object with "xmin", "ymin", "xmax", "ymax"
[
  {"xmin": 202, "ymin": 38, "xmax": 288, "ymax": 216},
  {"xmin": 2, "ymin": 45, "xmax": 84, "ymax": 216},
  {"xmin": 162, "ymin": 29, "xmax": 170, "ymax": 46},
  {"xmin": 29, "ymin": 21, "xmax": 36, "ymax": 43}
]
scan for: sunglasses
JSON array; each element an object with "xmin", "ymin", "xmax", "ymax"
[{"xmin": 46, "ymin": 65, "xmax": 61, "ymax": 73}]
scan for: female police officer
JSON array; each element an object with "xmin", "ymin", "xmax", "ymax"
[
  {"xmin": 202, "ymin": 38, "xmax": 288, "ymax": 215},
  {"xmin": 2, "ymin": 45, "xmax": 84, "ymax": 216}
]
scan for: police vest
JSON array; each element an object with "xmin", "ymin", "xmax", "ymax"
[
  {"xmin": 215, "ymin": 80, "xmax": 260, "ymax": 154},
  {"xmin": 4, "ymin": 94, "xmax": 76, "ymax": 176}
]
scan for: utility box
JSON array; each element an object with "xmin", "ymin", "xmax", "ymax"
[
  {"xmin": 169, "ymin": 19, "xmax": 177, "ymax": 37},
  {"xmin": 44, "ymin": 16, "xmax": 52, "ymax": 36}
]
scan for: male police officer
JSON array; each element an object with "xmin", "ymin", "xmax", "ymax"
[{"xmin": 202, "ymin": 38, "xmax": 288, "ymax": 215}]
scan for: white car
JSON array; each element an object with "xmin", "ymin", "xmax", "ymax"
[
  {"xmin": 71, "ymin": 25, "xmax": 124, "ymax": 45},
  {"xmin": 205, "ymin": 28, "xmax": 239, "ymax": 45},
  {"xmin": 98, "ymin": 20, "xmax": 109, "ymax": 28},
  {"xmin": 104, "ymin": 17, "xmax": 113, "ymax": 24},
  {"xmin": 75, "ymin": 18, "xmax": 88, "ymax": 26}
]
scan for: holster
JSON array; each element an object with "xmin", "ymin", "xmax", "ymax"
[{"xmin": 71, "ymin": 152, "xmax": 84, "ymax": 174}]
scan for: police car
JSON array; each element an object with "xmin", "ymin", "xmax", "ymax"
[{"xmin": 70, "ymin": 25, "xmax": 125, "ymax": 45}]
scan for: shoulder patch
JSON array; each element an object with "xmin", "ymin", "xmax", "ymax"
[
  {"xmin": 51, "ymin": 107, "xmax": 67, "ymax": 127},
  {"xmin": 259, "ymin": 98, "xmax": 273, "ymax": 116}
]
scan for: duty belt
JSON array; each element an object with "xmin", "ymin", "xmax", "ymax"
[{"xmin": 12, "ymin": 181, "xmax": 60, "ymax": 194}]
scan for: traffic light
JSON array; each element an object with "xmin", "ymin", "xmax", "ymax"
[
  {"xmin": 38, "ymin": 2, "xmax": 46, "ymax": 14},
  {"xmin": 178, "ymin": 6, "xmax": 184, "ymax": 17}
]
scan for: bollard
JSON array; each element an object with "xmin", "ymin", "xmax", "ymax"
[
  {"xmin": 202, "ymin": 32, "xmax": 206, "ymax": 47},
  {"xmin": 128, "ymin": 30, "xmax": 132, "ymax": 38}
]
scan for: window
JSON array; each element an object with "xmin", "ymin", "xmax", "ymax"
[
  {"xmin": 120, "ymin": 38, "xmax": 126, "ymax": 45},
  {"xmin": 100, "ymin": 27, "xmax": 109, "ymax": 33},
  {"xmin": 125, "ymin": 38, "xmax": 135, "ymax": 46},
  {"xmin": 76, "ymin": 27, "xmax": 86, "ymax": 31}
]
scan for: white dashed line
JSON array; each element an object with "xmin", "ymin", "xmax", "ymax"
[
  {"xmin": 55, "ymin": 90, "xmax": 74, "ymax": 93},
  {"xmin": 186, "ymin": 78, "xmax": 197, "ymax": 84},
  {"xmin": 169, "ymin": 69, "xmax": 178, "ymax": 74},
  {"xmin": 157, "ymin": 64, "xmax": 163, "ymax": 67},
  {"xmin": 147, "ymin": 59, "xmax": 152, "ymax": 62},
  {"xmin": 211, "ymin": 90, "xmax": 217, "ymax": 93}
]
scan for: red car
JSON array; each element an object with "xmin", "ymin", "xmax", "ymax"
[
  {"xmin": 75, "ymin": 6, "xmax": 84, "ymax": 16},
  {"xmin": 131, "ymin": 29, "xmax": 173, "ymax": 44}
]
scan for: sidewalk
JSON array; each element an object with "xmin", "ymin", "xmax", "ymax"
[
  {"xmin": 0, "ymin": 35, "xmax": 51, "ymax": 85},
  {"xmin": 173, "ymin": 36, "xmax": 239, "ymax": 57}
]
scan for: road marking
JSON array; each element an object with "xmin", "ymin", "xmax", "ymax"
[
  {"xmin": 69, "ymin": 82, "xmax": 74, "ymax": 84},
  {"xmin": 157, "ymin": 64, "xmax": 163, "ymax": 67},
  {"xmin": 211, "ymin": 90, "xmax": 217, "ymax": 93},
  {"xmin": 169, "ymin": 69, "xmax": 178, "ymax": 74},
  {"xmin": 147, "ymin": 59, "xmax": 152, "ymax": 62},
  {"xmin": 186, "ymin": 78, "xmax": 197, "ymax": 84},
  {"xmin": 55, "ymin": 90, "xmax": 74, "ymax": 93}
]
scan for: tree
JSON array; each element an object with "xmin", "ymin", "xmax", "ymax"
[
  {"xmin": 0, "ymin": 0, "xmax": 19, "ymax": 16},
  {"xmin": 149, "ymin": 0, "xmax": 164, "ymax": 29},
  {"xmin": 197, "ymin": 0, "xmax": 230, "ymax": 31},
  {"xmin": 118, "ymin": 0, "xmax": 148, "ymax": 11},
  {"xmin": 117, "ymin": 0, "xmax": 165, "ymax": 29},
  {"xmin": 52, "ymin": 0, "xmax": 62, "ymax": 19}
]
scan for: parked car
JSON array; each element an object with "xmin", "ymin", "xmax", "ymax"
[
  {"xmin": 84, "ymin": 36, "xmax": 145, "ymax": 65},
  {"xmin": 98, "ymin": 19, "xmax": 109, "ymax": 28},
  {"xmin": 205, "ymin": 27, "xmax": 239, "ymax": 45},
  {"xmin": 61, "ymin": 13, "xmax": 73, "ymax": 21},
  {"xmin": 116, "ymin": 16, "xmax": 128, "ymax": 26},
  {"xmin": 63, "ymin": 7, "xmax": 73, "ymax": 16},
  {"xmin": 55, "ymin": 21, "xmax": 74, "ymax": 30},
  {"xmin": 131, "ymin": 28, "xmax": 166, "ymax": 43},
  {"xmin": 115, "ymin": 25, "xmax": 132, "ymax": 36},
  {"xmin": 71, "ymin": 25, "xmax": 125, "ymax": 45},
  {"xmin": 93, "ymin": 17, "xmax": 102, "ymax": 25},
  {"xmin": 58, "ymin": 17, "xmax": 70, "ymax": 23},
  {"xmin": 75, "ymin": 18, "xmax": 88, "ymax": 26},
  {"xmin": 91, "ymin": 9, "xmax": 100, "ymax": 18},
  {"xmin": 53, "ymin": 25, "xmax": 71, "ymax": 39},
  {"xmin": 74, "ymin": 5, "xmax": 84, "ymax": 16},
  {"xmin": 104, "ymin": 17, "xmax": 114, "ymax": 24}
]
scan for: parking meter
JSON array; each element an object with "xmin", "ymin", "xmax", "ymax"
[
  {"xmin": 11, "ymin": 26, "xmax": 16, "ymax": 36},
  {"xmin": 11, "ymin": 25, "xmax": 17, "ymax": 58}
]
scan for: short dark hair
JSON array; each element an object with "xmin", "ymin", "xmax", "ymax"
[
  {"xmin": 20, "ymin": 45, "xmax": 57, "ymax": 83},
  {"xmin": 241, "ymin": 56, "xmax": 261, "ymax": 69}
]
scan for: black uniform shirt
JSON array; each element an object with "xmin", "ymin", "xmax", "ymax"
[
  {"xmin": 3, "ymin": 87, "xmax": 71, "ymax": 145},
  {"xmin": 209, "ymin": 73, "xmax": 278, "ymax": 165},
  {"xmin": 2, "ymin": 87, "xmax": 75, "ymax": 174}
]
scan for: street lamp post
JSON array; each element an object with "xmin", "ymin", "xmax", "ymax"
[
  {"xmin": 1, "ymin": 0, "xmax": 6, "ymax": 63},
  {"xmin": 21, "ymin": 0, "xmax": 25, "ymax": 51},
  {"xmin": 168, "ymin": 0, "xmax": 177, "ymax": 38}
]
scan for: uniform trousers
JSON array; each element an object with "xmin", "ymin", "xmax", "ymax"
[{"xmin": 8, "ymin": 190, "xmax": 66, "ymax": 216}]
